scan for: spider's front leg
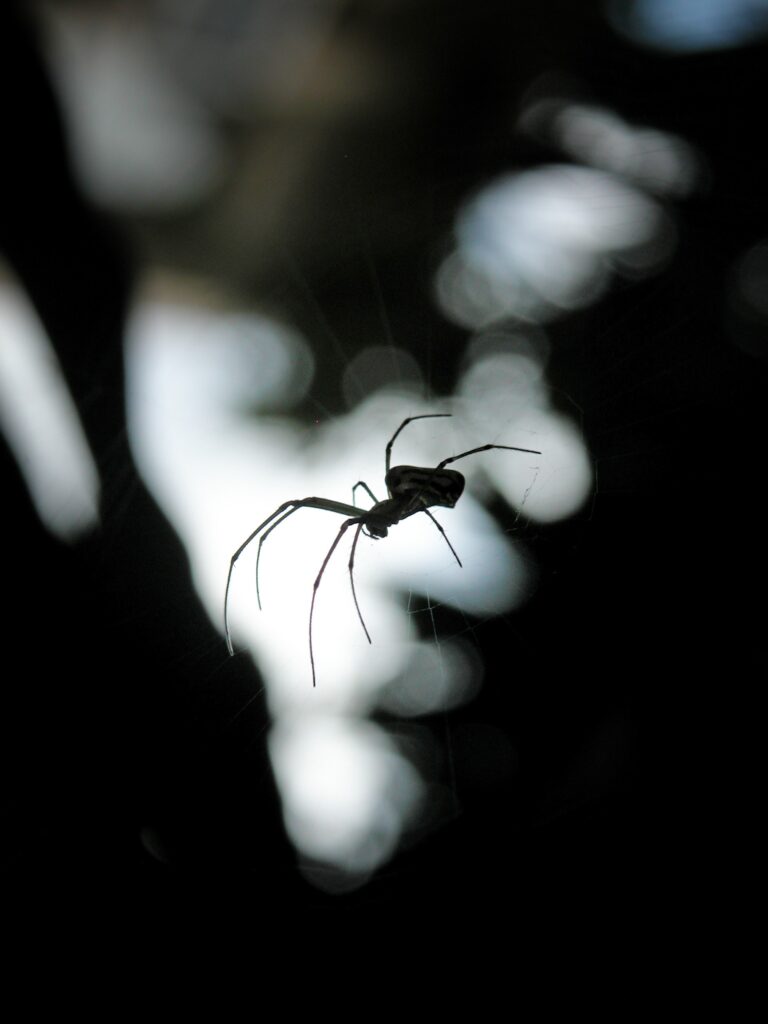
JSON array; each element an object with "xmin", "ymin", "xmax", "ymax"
[
  {"xmin": 384, "ymin": 412, "xmax": 452, "ymax": 474},
  {"xmin": 436, "ymin": 442, "xmax": 541, "ymax": 471}
]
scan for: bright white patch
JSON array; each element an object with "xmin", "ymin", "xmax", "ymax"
[
  {"xmin": 520, "ymin": 98, "xmax": 700, "ymax": 196},
  {"xmin": 457, "ymin": 349, "xmax": 593, "ymax": 521},
  {"xmin": 125, "ymin": 286, "xmax": 590, "ymax": 875},
  {"xmin": 436, "ymin": 165, "xmax": 672, "ymax": 327},
  {"xmin": 36, "ymin": 3, "xmax": 225, "ymax": 211},
  {"xmin": 269, "ymin": 716, "xmax": 424, "ymax": 872},
  {"xmin": 606, "ymin": 0, "xmax": 768, "ymax": 53},
  {"xmin": 0, "ymin": 275, "xmax": 99, "ymax": 540}
]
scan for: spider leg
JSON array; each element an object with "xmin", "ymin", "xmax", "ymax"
[
  {"xmin": 225, "ymin": 495, "xmax": 363, "ymax": 656},
  {"xmin": 352, "ymin": 480, "xmax": 387, "ymax": 538},
  {"xmin": 352, "ymin": 480, "xmax": 379, "ymax": 507},
  {"xmin": 308, "ymin": 517, "xmax": 362, "ymax": 687},
  {"xmin": 385, "ymin": 412, "xmax": 452, "ymax": 475},
  {"xmin": 421, "ymin": 507, "xmax": 462, "ymax": 568},
  {"xmin": 255, "ymin": 505, "xmax": 305, "ymax": 610},
  {"xmin": 347, "ymin": 522, "xmax": 372, "ymax": 643},
  {"xmin": 225, "ymin": 499, "xmax": 304, "ymax": 655},
  {"xmin": 436, "ymin": 442, "xmax": 541, "ymax": 470}
]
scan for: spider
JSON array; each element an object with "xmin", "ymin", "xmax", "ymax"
[{"xmin": 224, "ymin": 413, "xmax": 541, "ymax": 685}]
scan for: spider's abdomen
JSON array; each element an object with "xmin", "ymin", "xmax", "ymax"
[{"xmin": 386, "ymin": 465, "xmax": 465, "ymax": 509}]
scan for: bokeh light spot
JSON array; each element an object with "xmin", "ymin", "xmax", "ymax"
[
  {"xmin": 437, "ymin": 165, "xmax": 671, "ymax": 328},
  {"xmin": 606, "ymin": 0, "xmax": 768, "ymax": 52},
  {"xmin": 0, "ymin": 273, "xmax": 99, "ymax": 540}
]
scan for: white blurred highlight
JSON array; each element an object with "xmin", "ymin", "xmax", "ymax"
[
  {"xmin": 125, "ymin": 287, "xmax": 588, "ymax": 874},
  {"xmin": 606, "ymin": 0, "xmax": 768, "ymax": 53},
  {"xmin": 520, "ymin": 98, "xmax": 700, "ymax": 196},
  {"xmin": 342, "ymin": 345, "xmax": 425, "ymax": 406},
  {"xmin": 148, "ymin": 0, "xmax": 345, "ymax": 116},
  {"xmin": 436, "ymin": 165, "xmax": 673, "ymax": 328},
  {"xmin": 457, "ymin": 344, "xmax": 593, "ymax": 522},
  {"xmin": 269, "ymin": 716, "xmax": 423, "ymax": 872},
  {"xmin": 0, "ymin": 276, "xmax": 99, "ymax": 540},
  {"xmin": 36, "ymin": 2, "xmax": 225, "ymax": 211},
  {"xmin": 379, "ymin": 639, "xmax": 483, "ymax": 718}
]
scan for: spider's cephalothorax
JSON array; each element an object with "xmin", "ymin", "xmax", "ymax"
[
  {"xmin": 224, "ymin": 413, "xmax": 541, "ymax": 685},
  {"xmin": 363, "ymin": 465, "xmax": 465, "ymax": 539}
]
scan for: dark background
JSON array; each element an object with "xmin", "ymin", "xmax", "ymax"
[{"xmin": 0, "ymin": 0, "xmax": 761, "ymax": 936}]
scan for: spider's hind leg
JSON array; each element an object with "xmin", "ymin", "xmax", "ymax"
[
  {"xmin": 255, "ymin": 505, "xmax": 304, "ymax": 609},
  {"xmin": 308, "ymin": 516, "xmax": 364, "ymax": 687},
  {"xmin": 225, "ymin": 498, "xmax": 302, "ymax": 655},
  {"xmin": 347, "ymin": 522, "xmax": 372, "ymax": 644}
]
